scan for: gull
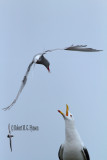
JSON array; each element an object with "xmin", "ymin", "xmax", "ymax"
[
  {"xmin": 58, "ymin": 104, "xmax": 90, "ymax": 160},
  {"xmin": 3, "ymin": 45, "xmax": 102, "ymax": 110},
  {"xmin": 7, "ymin": 124, "xmax": 14, "ymax": 152}
]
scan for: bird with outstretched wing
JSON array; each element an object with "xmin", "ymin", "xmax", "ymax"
[{"xmin": 2, "ymin": 45, "xmax": 102, "ymax": 111}]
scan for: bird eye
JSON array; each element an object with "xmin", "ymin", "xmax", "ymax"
[{"xmin": 70, "ymin": 115, "xmax": 72, "ymax": 117}]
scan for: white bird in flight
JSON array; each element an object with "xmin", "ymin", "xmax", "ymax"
[
  {"xmin": 58, "ymin": 104, "xmax": 90, "ymax": 160},
  {"xmin": 7, "ymin": 124, "xmax": 14, "ymax": 152},
  {"xmin": 3, "ymin": 45, "xmax": 102, "ymax": 111}
]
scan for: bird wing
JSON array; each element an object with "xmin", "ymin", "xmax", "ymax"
[
  {"xmin": 43, "ymin": 45, "xmax": 102, "ymax": 54},
  {"xmin": 3, "ymin": 60, "xmax": 34, "ymax": 111},
  {"xmin": 8, "ymin": 124, "xmax": 11, "ymax": 134},
  {"xmin": 65, "ymin": 45, "xmax": 102, "ymax": 52},
  {"xmin": 3, "ymin": 45, "xmax": 102, "ymax": 111},
  {"xmin": 81, "ymin": 147, "xmax": 90, "ymax": 160},
  {"xmin": 58, "ymin": 144, "xmax": 64, "ymax": 160},
  {"xmin": 9, "ymin": 137, "xmax": 12, "ymax": 152}
]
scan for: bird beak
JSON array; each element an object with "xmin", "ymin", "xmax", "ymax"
[
  {"xmin": 58, "ymin": 110, "xmax": 65, "ymax": 118},
  {"xmin": 66, "ymin": 104, "xmax": 69, "ymax": 116},
  {"xmin": 47, "ymin": 66, "xmax": 50, "ymax": 72}
]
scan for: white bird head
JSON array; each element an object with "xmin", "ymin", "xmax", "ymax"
[
  {"xmin": 33, "ymin": 54, "xmax": 50, "ymax": 72},
  {"xmin": 58, "ymin": 104, "xmax": 74, "ymax": 122}
]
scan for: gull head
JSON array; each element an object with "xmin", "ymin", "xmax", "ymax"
[
  {"xmin": 58, "ymin": 104, "xmax": 74, "ymax": 121},
  {"xmin": 33, "ymin": 54, "xmax": 50, "ymax": 72}
]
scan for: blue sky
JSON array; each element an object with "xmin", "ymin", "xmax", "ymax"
[{"xmin": 0, "ymin": 0, "xmax": 106, "ymax": 159}]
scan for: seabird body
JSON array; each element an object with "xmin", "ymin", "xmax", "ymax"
[
  {"xmin": 63, "ymin": 121, "xmax": 85, "ymax": 160},
  {"xmin": 58, "ymin": 105, "xmax": 90, "ymax": 160},
  {"xmin": 34, "ymin": 54, "xmax": 50, "ymax": 71}
]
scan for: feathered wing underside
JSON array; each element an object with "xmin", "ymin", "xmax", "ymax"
[
  {"xmin": 9, "ymin": 138, "xmax": 12, "ymax": 152},
  {"xmin": 43, "ymin": 45, "xmax": 102, "ymax": 54},
  {"xmin": 3, "ymin": 60, "xmax": 34, "ymax": 110},
  {"xmin": 58, "ymin": 144, "xmax": 64, "ymax": 160},
  {"xmin": 81, "ymin": 147, "xmax": 90, "ymax": 160}
]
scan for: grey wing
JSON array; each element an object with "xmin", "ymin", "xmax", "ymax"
[
  {"xmin": 9, "ymin": 138, "xmax": 12, "ymax": 152},
  {"xmin": 43, "ymin": 44, "xmax": 102, "ymax": 55},
  {"xmin": 81, "ymin": 147, "xmax": 90, "ymax": 160},
  {"xmin": 58, "ymin": 144, "xmax": 64, "ymax": 160},
  {"xmin": 64, "ymin": 45, "xmax": 102, "ymax": 52},
  {"xmin": 3, "ymin": 60, "xmax": 34, "ymax": 111}
]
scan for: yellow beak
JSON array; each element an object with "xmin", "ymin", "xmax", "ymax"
[
  {"xmin": 66, "ymin": 104, "xmax": 69, "ymax": 116},
  {"xmin": 58, "ymin": 110, "xmax": 64, "ymax": 116}
]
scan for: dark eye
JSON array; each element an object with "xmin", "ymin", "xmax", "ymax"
[{"xmin": 70, "ymin": 115, "xmax": 72, "ymax": 117}]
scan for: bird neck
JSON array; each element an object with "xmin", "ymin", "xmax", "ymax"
[{"xmin": 65, "ymin": 120, "xmax": 81, "ymax": 143}]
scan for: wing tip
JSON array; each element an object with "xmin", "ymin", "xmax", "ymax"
[{"xmin": 64, "ymin": 45, "xmax": 103, "ymax": 52}]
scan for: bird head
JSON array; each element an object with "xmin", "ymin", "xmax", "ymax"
[
  {"xmin": 58, "ymin": 104, "xmax": 74, "ymax": 121},
  {"xmin": 34, "ymin": 54, "xmax": 50, "ymax": 72}
]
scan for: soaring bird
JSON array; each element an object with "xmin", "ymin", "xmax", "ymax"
[
  {"xmin": 58, "ymin": 104, "xmax": 90, "ymax": 160},
  {"xmin": 3, "ymin": 45, "xmax": 102, "ymax": 110},
  {"xmin": 7, "ymin": 124, "xmax": 14, "ymax": 152}
]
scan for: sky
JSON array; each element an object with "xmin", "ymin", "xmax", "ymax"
[{"xmin": 0, "ymin": 0, "xmax": 107, "ymax": 159}]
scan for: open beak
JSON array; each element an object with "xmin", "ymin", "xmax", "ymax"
[
  {"xmin": 66, "ymin": 104, "xmax": 69, "ymax": 116},
  {"xmin": 58, "ymin": 110, "xmax": 65, "ymax": 118}
]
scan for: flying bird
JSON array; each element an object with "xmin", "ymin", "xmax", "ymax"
[
  {"xmin": 58, "ymin": 104, "xmax": 90, "ymax": 160},
  {"xmin": 3, "ymin": 45, "xmax": 102, "ymax": 111},
  {"xmin": 7, "ymin": 124, "xmax": 14, "ymax": 152}
]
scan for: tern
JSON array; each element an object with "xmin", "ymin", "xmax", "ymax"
[
  {"xmin": 7, "ymin": 124, "xmax": 14, "ymax": 152},
  {"xmin": 58, "ymin": 104, "xmax": 90, "ymax": 160},
  {"xmin": 3, "ymin": 45, "xmax": 102, "ymax": 110}
]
